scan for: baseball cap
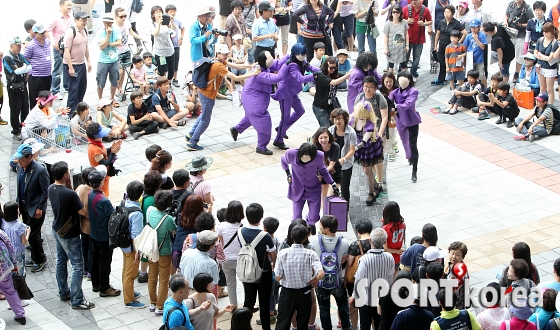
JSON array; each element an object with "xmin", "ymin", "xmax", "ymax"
[
  {"xmin": 423, "ymin": 246, "xmax": 447, "ymax": 262},
  {"xmin": 12, "ymin": 144, "xmax": 33, "ymax": 160},
  {"xmin": 32, "ymin": 23, "xmax": 46, "ymax": 34},
  {"xmin": 232, "ymin": 34, "xmax": 243, "ymax": 41},
  {"xmin": 93, "ymin": 124, "xmax": 111, "ymax": 139},
  {"xmin": 216, "ymin": 44, "xmax": 230, "ymax": 55},
  {"xmin": 23, "ymin": 138, "xmax": 45, "ymax": 154},
  {"xmin": 88, "ymin": 170, "xmax": 107, "ymax": 187},
  {"xmin": 197, "ymin": 230, "xmax": 219, "ymax": 245},
  {"xmin": 102, "ymin": 15, "xmax": 114, "ymax": 23},
  {"xmin": 98, "ymin": 98, "xmax": 113, "ymax": 109},
  {"xmin": 469, "ymin": 19, "xmax": 481, "ymax": 27},
  {"xmin": 536, "ymin": 92, "xmax": 549, "ymax": 102},
  {"xmin": 458, "ymin": 0, "xmax": 468, "ymax": 8},
  {"xmin": 9, "ymin": 37, "xmax": 22, "ymax": 45},
  {"xmin": 74, "ymin": 11, "xmax": 90, "ymax": 19},
  {"xmin": 259, "ymin": 1, "xmax": 275, "ymax": 11}
]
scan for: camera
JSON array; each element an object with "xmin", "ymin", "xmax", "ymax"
[
  {"xmin": 212, "ymin": 28, "xmax": 228, "ymax": 37},
  {"xmin": 510, "ymin": 15, "xmax": 522, "ymax": 26},
  {"xmin": 162, "ymin": 14, "xmax": 171, "ymax": 26}
]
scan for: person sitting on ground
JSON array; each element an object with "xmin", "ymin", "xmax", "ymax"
[
  {"xmin": 475, "ymin": 282, "xmax": 511, "ymax": 330},
  {"xmin": 183, "ymin": 74, "xmax": 201, "ymax": 118},
  {"xmin": 127, "ymin": 91, "xmax": 159, "ymax": 140},
  {"xmin": 476, "ymin": 73, "xmax": 504, "ymax": 120},
  {"xmin": 515, "ymin": 92, "xmax": 557, "ymax": 141},
  {"xmin": 443, "ymin": 70, "xmax": 483, "ymax": 115},
  {"xmin": 430, "ymin": 289, "xmax": 481, "ymax": 330},
  {"xmin": 71, "ymin": 102, "xmax": 92, "ymax": 141},
  {"xmin": 97, "ymin": 98, "xmax": 129, "ymax": 140},
  {"xmin": 490, "ymin": 81, "xmax": 520, "ymax": 127},
  {"xmin": 149, "ymin": 77, "xmax": 188, "ymax": 128}
]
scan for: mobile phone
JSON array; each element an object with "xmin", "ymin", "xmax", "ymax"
[{"xmin": 162, "ymin": 14, "xmax": 170, "ymax": 26}]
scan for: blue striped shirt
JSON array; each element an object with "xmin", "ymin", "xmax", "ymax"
[
  {"xmin": 23, "ymin": 38, "xmax": 52, "ymax": 77},
  {"xmin": 179, "ymin": 248, "xmax": 219, "ymax": 286}
]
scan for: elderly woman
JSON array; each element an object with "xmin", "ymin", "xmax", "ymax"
[
  {"xmin": 22, "ymin": 91, "xmax": 68, "ymax": 139},
  {"xmin": 292, "ymin": 0, "xmax": 335, "ymax": 61},
  {"xmin": 519, "ymin": 53, "xmax": 540, "ymax": 97},
  {"xmin": 226, "ymin": 0, "xmax": 248, "ymax": 48},
  {"xmin": 186, "ymin": 155, "xmax": 215, "ymax": 210}
]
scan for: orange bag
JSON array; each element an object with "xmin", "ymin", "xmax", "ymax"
[{"xmin": 513, "ymin": 88, "xmax": 535, "ymax": 110}]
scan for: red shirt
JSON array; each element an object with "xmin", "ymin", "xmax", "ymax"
[
  {"xmin": 382, "ymin": 222, "xmax": 406, "ymax": 264},
  {"xmin": 402, "ymin": 4, "xmax": 432, "ymax": 45}
]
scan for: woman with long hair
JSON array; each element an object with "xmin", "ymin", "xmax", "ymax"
[
  {"xmin": 380, "ymin": 72, "xmax": 399, "ymax": 162},
  {"xmin": 312, "ymin": 127, "xmax": 342, "ymax": 206},
  {"xmin": 172, "ymin": 195, "xmax": 204, "ymax": 271},
  {"xmin": 499, "ymin": 242, "xmax": 540, "ymax": 288},
  {"xmin": 384, "ymin": 5, "xmax": 409, "ymax": 73},
  {"xmin": 292, "ymin": 0, "xmax": 335, "ymax": 61},
  {"xmin": 312, "ymin": 56, "xmax": 351, "ymax": 127},
  {"xmin": 534, "ymin": 22, "xmax": 559, "ymax": 104},
  {"xmin": 381, "ymin": 201, "xmax": 406, "ymax": 277},
  {"xmin": 150, "ymin": 149, "xmax": 174, "ymax": 189}
]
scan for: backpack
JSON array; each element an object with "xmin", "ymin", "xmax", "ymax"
[
  {"xmin": 407, "ymin": 4, "xmax": 426, "ymax": 28},
  {"xmin": 542, "ymin": 104, "xmax": 560, "ymax": 135},
  {"xmin": 133, "ymin": 208, "xmax": 169, "ymax": 262},
  {"xmin": 158, "ymin": 306, "xmax": 189, "ymax": 330},
  {"xmin": 59, "ymin": 27, "xmax": 85, "ymax": 56},
  {"xmin": 236, "ymin": 229, "xmax": 267, "ymax": 283},
  {"xmin": 131, "ymin": 0, "xmax": 144, "ymax": 14},
  {"xmin": 192, "ymin": 58, "xmax": 220, "ymax": 90},
  {"xmin": 166, "ymin": 190, "xmax": 192, "ymax": 223},
  {"xmin": 317, "ymin": 236, "xmax": 342, "ymax": 290},
  {"xmin": 108, "ymin": 200, "xmax": 141, "ymax": 249}
]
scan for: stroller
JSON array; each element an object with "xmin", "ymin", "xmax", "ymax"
[{"xmin": 118, "ymin": 42, "xmax": 150, "ymax": 102}]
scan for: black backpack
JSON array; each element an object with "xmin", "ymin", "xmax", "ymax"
[
  {"xmin": 159, "ymin": 306, "xmax": 189, "ymax": 330},
  {"xmin": 192, "ymin": 58, "xmax": 219, "ymax": 89},
  {"xmin": 165, "ymin": 190, "xmax": 192, "ymax": 223},
  {"xmin": 537, "ymin": 104, "xmax": 560, "ymax": 135},
  {"xmin": 108, "ymin": 200, "xmax": 141, "ymax": 249},
  {"xmin": 58, "ymin": 27, "xmax": 87, "ymax": 55}
]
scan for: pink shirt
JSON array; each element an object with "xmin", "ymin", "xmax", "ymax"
[
  {"xmin": 62, "ymin": 28, "xmax": 88, "ymax": 65},
  {"xmin": 48, "ymin": 15, "xmax": 72, "ymax": 45},
  {"xmin": 130, "ymin": 66, "xmax": 146, "ymax": 86},
  {"xmin": 189, "ymin": 175, "xmax": 211, "ymax": 200},
  {"xmin": 500, "ymin": 318, "xmax": 537, "ymax": 330}
]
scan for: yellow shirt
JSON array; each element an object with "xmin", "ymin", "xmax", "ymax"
[{"xmin": 430, "ymin": 309, "xmax": 481, "ymax": 330}]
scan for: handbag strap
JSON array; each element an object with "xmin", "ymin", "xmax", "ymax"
[
  {"xmin": 223, "ymin": 224, "xmax": 243, "ymax": 250},
  {"xmin": 232, "ymin": 16, "xmax": 246, "ymax": 38}
]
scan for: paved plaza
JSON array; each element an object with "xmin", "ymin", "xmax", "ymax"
[{"xmin": 0, "ymin": 0, "xmax": 559, "ymax": 328}]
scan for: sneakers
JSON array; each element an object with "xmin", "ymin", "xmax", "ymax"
[
  {"xmin": 184, "ymin": 134, "xmax": 191, "ymax": 142},
  {"xmin": 431, "ymin": 80, "xmax": 444, "ymax": 86},
  {"xmin": 186, "ymin": 142, "xmax": 204, "ymax": 151},
  {"xmin": 155, "ymin": 308, "xmax": 164, "ymax": 316},
  {"xmin": 137, "ymin": 272, "xmax": 148, "ymax": 283},
  {"xmin": 134, "ymin": 291, "xmax": 141, "ymax": 299},
  {"xmin": 92, "ymin": 9, "xmax": 99, "ymax": 18},
  {"xmin": 72, "ymin": 300, "xmax": 96, "ymax": 310},
  {"xmin": 186, "ymin": 112, "xmax": 193, "ymax": 118},
  {"xmin": 256, "ymin": 315, "xmax": 277, "ymax": 325},
  {"xmin": 388, "ymin": 154, "xmax": 396, "ymax": 162},
  {"xmin": 125, "ymin": 300, "xmax": 146, "ymax": 309},
  {"xmin": 0, "ymin": 117, "xmax": 7, "ymax": 125},
  {"xmin": 442, "ymin": 107, "xmax": 451, "ymax": 114},
  {"xmin": 226, "ymin": 95, "xmax": 233, "ymax": 101},
  {"xmin": 495, "ymin": 117, "xmax": 504, "ymax": 124},
  {"xmin": 31, "ymin": 260, "xmax": 47, "ymax": 272},
  {"xmin": 273, "ymin": 141, "xmax": 289, "ymax": 150},
  {"xmin": 506, "ymin": 120, "xmax": 515, "ymax": 128},
  {"xmin": 172, "ymin": 79, "xmax": 180, "ymax": 88},
  {"xmin": 99, "ymin": 286, "xmax": 121, "ymax": 297},
  {"xmin": 478, "ymin": 110, "xmax": 490, "ymax": 120},
  {"xmin": 528, "ymin": 134, "xmax": 535, "ymax": 142},
  {"xmin": 25, "ymin": 260, "xmax": 34, "ymax": 267},
  {"xmin": 394, "ymin": 145, "xmax": 399, "ymax": 153},
  {"xmin": 13, "ymin": 133, "xmax": 22, "ymax": 141},
  {"xmin": 471, "ymin": 107, "xmax": 480, "ymax": 113},
  {"xmin": 149, "ymin": 304, "xmax": 156, "ymax": 312},
  {"xmin": 117, "ymin": 132, "xmax": 127, "ymax": 139},
  {"xmin": 230, "ymin": 127, "xmax": 239, "ymax": 141},
  {"xmin": 132, "ymin": 132, "xmax": 141, "ymax": 139}
]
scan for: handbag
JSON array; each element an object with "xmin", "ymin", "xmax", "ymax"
[
  {"xmin": 233, "ymin": 16, "xmax": 252, "ymax": 50},
  {"xmin": 134, "ymin": 209, "xmax": 168, "ymax": 262},
  {"xmin": 331, "ymin": 96, "xmax": 342, "ymax": 109},
  {"xmin": 500, "ymin": 23, "xmax": 519, "ymax": 39},
  {"xmin": 345, "ymin": 239, "xmax": 371, "ymax": 283},
  {"xmin": 12, "ymin": 270, "xmax": 34, "ymax": 300}
]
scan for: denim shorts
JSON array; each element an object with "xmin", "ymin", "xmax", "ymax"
[
  {"xmin": 166, "ymin": 109, "xmax": 178, "ymax": 118},
  {"xmin": 445, "ymin": 70, "xmax": 465, "ymax": 81},
  {"xmin": 230, "ymin": 68, "xmax": 247, "ymax": 75},
  {"xmin": 341, "ymin": 15, "xmax": 355, "ymax": 38},
  {"xmin": 96, "ymin": 61, "xmax": 119, "ymax": 88},
  {"xmin": 500, "ymin": 61, "xmax": 511, "ymax": 77}
]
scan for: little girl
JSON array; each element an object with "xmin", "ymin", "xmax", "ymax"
[
  {"xmin": 381, "ymin": 201, "xmax": 406, "ymax": 277},
  {"xmin": 186, "ymin": 273, "xmax": 234, "ymax": 330},
  {"xmin": 71, "ymin": 102, "xmax": 92, "ymax": 141},
  {"xmin": 131, "ymin": 55, "xmax": 150, "ymax": 96},
  {"xmin": 97, "ymin": 98, "xmax": 129, "ymax": 141},
  {"xmin": 1, "ymin": 201, "xmax": 30, "ymax": 306},
  {"xmin": 351, "ymin": 101, "xmax": 384, "ymax": 206},
  {"xmin": 380, "ymin": 72, "xmax": 399, "ymax": 163},
  {"xmin": 183, "ymin": 74, "xmax": 202, "ymax": 118},
  {"xmin": 229, "ymin": 34, "xmax": 248, "ymax": 86},
  {"xmin": 383, "ymin": 5, "xmax": 409, "ymax": 73}
]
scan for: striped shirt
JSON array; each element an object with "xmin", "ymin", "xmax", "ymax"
[
  {"xmin": 352, "ymin": 248, "xmax": 395, "ymax": 306},
  {"xmin": 180, "ymin": 248, "xmax": 219, "ymax": 286},
  {"xmin": 445, "ymin": 43, "xmax": 467, "ymax": 73},
  {"xmin": 23, "ymin": 38, "xmax": 52, "ymax": 77},
  {"xmin": 274, "ymin": 244, "xmax": 322, "ymax": 289}
]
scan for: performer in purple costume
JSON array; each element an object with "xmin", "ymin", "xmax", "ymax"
[
  {"xmin": 280, "ymin": 143, "xmax": 340, "ymax": 234},
  {"xmin": 389, "ymin": 70, "xmax": 421, "ymax": 183},
  {"xmin": 230, "ymin": 51, "xmax": 289, "ymax": 155},
  {"xmin": 272, "ymin": 43, "xmax": 321, "ymax": 150},
  {"xmin": 347, "ymin": 52, "xmax": 383, "ymax": 114}
]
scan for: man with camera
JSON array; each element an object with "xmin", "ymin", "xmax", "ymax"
[
  {"xmin": 253, "ymin": 1, "xmax": 279, "ymax": 59},
  {"xmin": 504, "ymin": 0, "xmax": 534, "ymax": 83},
  {"xmin": 190, "ymin": 7, "xmax": 218, "ymax": 65}
]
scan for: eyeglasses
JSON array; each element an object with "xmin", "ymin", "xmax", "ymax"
[
  {"xmin": 118, "ymin": 15, "xmax": 127, "ymax": 19},
  {"xmin": 363, "ymin": 85, "xmax": 376, "ymax": 89}
]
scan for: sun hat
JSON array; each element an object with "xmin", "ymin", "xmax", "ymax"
[
  {"xmin": 36, "ymin": 93, "xmax": 58, "ymax": 106},
  {"xmin": 216, "ymin": 44, "xmax": 230, "ymax": 54},
  {"xmin": 184, "ymin": 155, "xmax": 213, "ymax": 172}
]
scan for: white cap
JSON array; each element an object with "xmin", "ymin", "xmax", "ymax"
[
  {"xmin": 232, "ymin": 34, "xmax": 243, "ymax": 41},
  {"xmin": 215, "ymin": 44, "xmax": 229, "ymax": 54},
  {"xmin": 423, "ymin": 246, "xmax": 447, "ymax": 262}
]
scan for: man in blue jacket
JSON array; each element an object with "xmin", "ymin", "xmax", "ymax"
[{"xmin": 189, "ymin": 7, "xmax": 217, "ymax": 64}]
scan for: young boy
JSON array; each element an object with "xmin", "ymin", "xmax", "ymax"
[
  {"xmin": 260, "ymin": 217, "xmax": 280, "ymax": 325},
  {"xmin": 336, "ymin": 49, "xmax": 351, "ymax": 90},
  {"xmin": 307, "ymin": 42, "xmax": 326, "ymax": 96},
  {"xmin": 143, "ymin": 52, "xmax": 158, "ymax": 86},
  {"xmin": 443, "ymin": 70, "xmax": 483, "ymax": 115},
  {"xmin": 183, "ymin": 77, "xmax": 201, "ymax": 118},
  {"xmin": 490, "ymin": 81, "xmax": 520, "ymax": 127},
  {"xmin": 97, "ymin": 99, "xmax": 129, "ymax": 140},
  {"xmin": 444, "ymin": 242, "xmax": 469, "ymax": 309},
  {"xmin": 445, "ymin": 30, "xmax": 467, "ymax": 92},
  {"xmin": 130, "ymin": 55, "xmax": 149, "ymax": 96},
  {"xmin": 476, "ymin": 72, "xmax": 503, "ymax": 120},
  {"xmin": 127, "ymin": 91, "xmax": 159, "ymax": 139},
  {"xmin": 165, "ymin": 4, "xmax": 185, "ymax": 88},
  {"xmin": 121, "ymin": 180, "xmax": 145, "ymax": 308},
  {"xmin": 463, "ymin": 19, "xmax": 487, "ymax": 88}
]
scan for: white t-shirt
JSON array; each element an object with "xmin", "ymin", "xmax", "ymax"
[{"xmin": 216, "ymin": 222, "xmax": 243, "ymax": 261}]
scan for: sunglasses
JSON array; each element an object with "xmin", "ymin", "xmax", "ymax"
[
  {"xmin": 328, "ymin": 66, "xmax": 337, "ymax": 70},
  {"xmin": 392, "ymin": 11, "xmax": 400, "ymax": 13},
  {"xmin": 119, "ymin": 15, "xmax": 127, "ymax": 19}
]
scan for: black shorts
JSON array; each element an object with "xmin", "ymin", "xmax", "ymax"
[{"xmin": 289, "ymin": 16, "xmax": 299, "ymax": 34}]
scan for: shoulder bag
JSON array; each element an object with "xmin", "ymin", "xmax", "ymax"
[
  {"xmin": 345, "ymin": 239, "xmax": 371, "ymax": 283},
  {"xmin": 233, "ymin": 16, "xmax": 252, "ymax": 50}
]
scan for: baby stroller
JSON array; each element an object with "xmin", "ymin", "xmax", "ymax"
[{"xmin": 118, "ymin": 42, "xmax": 150, "ymax": 102}]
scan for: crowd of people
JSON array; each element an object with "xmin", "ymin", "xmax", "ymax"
[{"xmin": 0, "ymin": 0, "xmax": 559, "ymax": 329}]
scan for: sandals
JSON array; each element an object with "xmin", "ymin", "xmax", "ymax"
[
  {"xmin": 177, "ymin": 119, "xmax": 187, "ymax": 126},
  {"xmin": 365, "ymin": 192, "xmax": 377, "ymax": 206},
  {"xmin": 112, "ymin": 101, "xmax": 120, "ymax": 108}
]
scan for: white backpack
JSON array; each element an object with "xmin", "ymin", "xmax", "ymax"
[
  {"xmin": 133, "ymin": 208, "xmax": 168, "ymax": 262},
  {"xmin": 236, "ymin": 229, "xmax": 267, "ymax": 283}
]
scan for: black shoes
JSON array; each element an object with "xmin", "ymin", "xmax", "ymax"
[
  {"xmin": 365, "ymin": 192, "xmax": 376, "ymax": 206},
  {"xmin": 256, "ymin": 147, "xmax": 273, "ymax": 155},
  {"xmin": 273, "ymin": 141, "xmax": 289, "ymax": 150},
  {"xmin": 14, "ymin": 317, "xmax": 26, "ymax": 325},
  {"xmin": 412, "ymin": 172, "xmax": 417, "ymax": 183},
  {"xmin": 275, "ymin": 127, "xmax": 288, "ymax": 139},
  {"xmin": 495, "ymin": 117, "xmax": 504, "ymax": 124},
  {"xmin": 506, "ymin": 120, "xmax": 515, "ymax": 128},
  {"xmin": 230, "ymin": 127, "xmax": 238, "ymax": 141}
]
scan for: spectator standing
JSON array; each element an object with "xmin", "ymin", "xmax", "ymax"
[
  {"xmin": 389, "ymin": 284, "xmax": 434, "ymax": 330},
  {"xmin": 292, "ymin": 0, "xmax": 334, "ymax": 61},
  {"xmin": 312, "ymin": 57, "xmax": 350, "ymax": 127},
  {"xmin": 62, "ymin": 12, "xmax": 92, "ymax": 115},
  {"xmin": 15, "ymin": 144, "xmax": 49, "ymax": 272},
  {"xmin": 327, "ymin": 109, "xmax": 356, "ymax": 203},
  {"xmin": 48, "ymin": 161, "xmax": 95, "ymax": 310},
  {"xmin": 483, "ymin": 23, "xmax": 515, "ymax": 82},
  {"xmin": 475, "ymin": 282, "xmax": 511, "ymax": 330},
  {"xmin": 0, "ymin": 228, "xmax": 26, "ymax": 325},
  {"xmin": 525, "ymin": 2, "xmax": 550, "ymax": 54},
  {"xmin": 349, "ymin": 228, "xmax": 394, "ymax": 330},
  {"xmin": 539, "ymin": 258, "xmax": 560, "ymax": 292},
  {"xmin": 186, "ymin": 273, "xmax": 235, "ymax": 330},
  {"xmin": 499, "ymin": 242, "xmax": 540, "ymax": 287},
  {"xmin": 432, "ymin": 5, "xmax": 467, "ymax": 86},
  {"xmin": 150, "ymin": 6, "xmax": 176, "ymax": 80},
  {"xmin": 87, "ymin": 170, "xmax": 121, "ymax": 298},
  {"xmin": 502, "ymin": 299, "xmax": 537, "ymax": 330},
  {"xmin": 354, "ymin": 0, "xmax": 380, "ymax": 54},
  {"xmin": 72, "ymin": 0, "xmax": 94, "ymax": 33},
  {"xmin": 48, "ymin": 0, "xmax": 73, "ymax": 97},
  {"xmin": 165, "ymin": 4, "xmax": 185, "ymax": 87},
  {"xmin": 1, "ymin": 202, "xmax": 29, "ymax": 280},
  {"xmin": 403, "ymin": 0, "xmax": 432, "ymax": 78},
  {"xmin": 190, "ymin": 7, "xmax": 215, "ymax": 65},
  {"xmin": 226, "ymin": 1, "xmax": 248, "ymax": 49},
  {"xmin": 169, "ymin": 170, "xmax": 193, "ymax": 273},
  {"xmin": 96, "ymin": 15, "xmax": 122, "ymax": 103},
  {"xmin": 114, "ymin": 7, "xmax": 144, "ymax": 99},
  {"xmin": 430, "ymin": 289, "xmax": 481, "ymax": 330},
  {"xmin": 471, "ymin": 0, "xmax": 493, "ymax": 25},
  {"xmin": 74, "ymin": 167, "xmax": 95, "ymax": 281},
  {"xmin": 217, "ymin": 201, "xmax": 244, "ymax": 307},
  {"xmin": 243, "ymin": 0, "xmax": 259, "ymax": 63},
  {"xmin": 378, "ymin": 270, "xmax": 411, "ymax": 330},
  {"xmin": 338, "ymin": 0, "xmax": 356, "ymax": 55},
  {"xmin": 24, "ymin": 23, "xmax": 52, "ymax": 113},
  {"xmin": 455, "ymin": 0, "xmax": 472, "ymax": 29},
  {"xmin": 275, "ymin": 0, "xmax": 292, "ymax": 56},
  {"xmin": 533, "ymin": 23, "xmax": 559, "ymax": 104},
  {"xmin": 400, "ymin": 223, "xmax": 438, "ymax": 273},
  {"xmin": 463, "ymin": 19, "xmax": 487, "ymax": 87},
  {"xmin": 385, "ymin": 5, "xmax": 409, "ymax": 73},
  {"xmin": 179, "ymin": 230, "xmax": 220, "ymax": 293},
  {"xmin": 253, "ymin": 2, "xmax": 280, "ymax": 59},
  {"xmin": 3, "ymin": 37, "xmax": 32, "ymax": 141},
  {"xmin": 162, "ymin": 274, "xmax": 201, "ymax": 330},
  {"xmin": 86, "ymin": 122, "xmax": 123, "ymax": 197},
  {"xmin": 504, "ymin": 0, "xmax": 534, "ymax": 83}
]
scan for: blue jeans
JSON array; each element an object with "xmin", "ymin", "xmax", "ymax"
[
  {"xmin": 407, "ymin": 43, "xmax": 424, "ymax": 75},
  {"xmin": 317, "ymin": 285, "xmax": 350, "ymax": 330},
  {"xmin": 52, "ymin": 230, "xmax": 85, "ymax": 307},
  {"xmin": 332, "ymin": 25, "xmax": 344, "ymax": 50},
  {"xmin": 357, "ymin": 32, "xmax": 376, "ymax": 53},
  {"xmin": 189, "ymin": 92, "xmax": 215, "ymax": 145},
  {"xmin": 51, "ymin": 48, "xmax": 67, "ymax": 94},
  {"xmin": 247, "ymin": 33, "xmax": 255, "ymax": 64},
  {"xmin": 312, "ymin": 106, "xmax": 332, "ymax": 128},
  {"xmin": 15, "ymin": 251, "xmax": 25, "ymax": 277},
  {"xmin": 515, "ymin": 118, "xmax": 550, "ymax": 137}
]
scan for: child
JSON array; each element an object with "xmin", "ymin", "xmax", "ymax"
[
  {"xmin": 143, "ymin": 52, "xmax": 158, "ymax": 85},
  {"xmin": 144, "ymin": 144, "xmax": 162, "ymax": 173},
  {"xmin": 22, "ymin": 19, "xmax": 36, "ymax": 51},
  {"xmin": 186, "ymin": 273, "xmax": 234, "ymax": 330},
  {"xmin": 336, "ymin": 49, "xmax": 351, "ymax": 90},
  {"xmin": 183, "ymin": 75, "xmax": 202, "ymax": 118},
  {"xmin": 70, "ymin": 102, "xmax": 92, "ymax": 141},
  {"xmin": 216, "ymin": 208, "xmax": 227, "ymax": 223},
  {"xmin": 307, "ymin": 42, "xmax": 326, "ymax": 96},
  {"xmin": 86, "ymin": 122, "xmax": 122, "ymax": 197},
  {"xmin": 463, "ymin": 19, "xmax": 488, "ymax": 88},
  {"xmin": 384, "ymin": 5, "xmax": 409, "ymax": 73},
  {"xmin": 127, "ymin": 91, "xmax": 159, "ymax": 139},
  {"xmin": 351, "ymin": 101, "xmax": 384, "ymax": 205},
  {"xmin": 443, "ymin": 70, "xmax": 483, "ymax": 115},
  {"xmin": 489, "ymin": 81, "xmax": 520, "ymax": 127},
  {"xmin": 381, "ymin": 201, "xmax": 406, "ymax": 277},
  {"xmin": 165, "ymin": 4, "xmax": 185, "ymax": 88},
  {"xmin": 97, "ymin": 99, "xmax": 129, "ymax": 140},
  {"xmin": 445, "ymin": 30, "xmax": 467, "ymax": 92},
  {"xmin": 130, "ymin": 55, "xmax": 150, "ymax": 96},
  {"xmin": 476, "ymin": 72, "xmax": 503, "ymax": 120},
  {"xmin": 262, "ymin": 217, "xmax": 280, "ymax": 325},
  {"xmin": 2, "ymin": 202, "xmax": 30, "ymax": 281},
  {"xmin": 445, "ymin": 241, "xmax": 469, "ymax": 309},
  {"xmin": 229, "ymin": 34, "xmax": 248, "ymax": 86}
]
